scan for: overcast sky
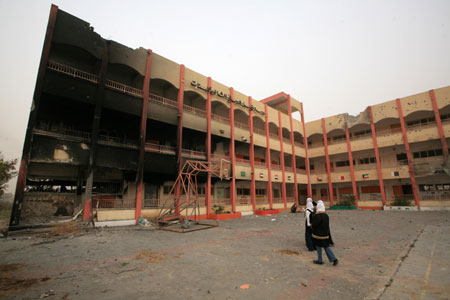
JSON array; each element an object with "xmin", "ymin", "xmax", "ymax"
[{"xmin": 1, "ymin": 0, "xmax": 449, "ymax": 192}]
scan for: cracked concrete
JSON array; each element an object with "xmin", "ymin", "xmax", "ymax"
[{"xmin": 1, "ymin": 210, "xmax": 449, "ymax": 299}]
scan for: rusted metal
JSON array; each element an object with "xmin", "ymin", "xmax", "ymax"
[
  {"xmin": 157, "ymin": 221, "xmax": 219, "ymax": 233},
  {"xmin": 156, "ymin": 159, "xmax": 229, "ymax": 232}
]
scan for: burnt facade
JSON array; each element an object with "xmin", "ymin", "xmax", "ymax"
[{"xmin": 10, "ymin": 5, "xmax": 450, "ymax": 225}]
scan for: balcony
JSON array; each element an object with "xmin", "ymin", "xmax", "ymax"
[{"xmin": 47, "ymin": 61, "xmax": 309, "ymax": 154}]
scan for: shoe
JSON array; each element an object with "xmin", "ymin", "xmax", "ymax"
[
  {"xmin": 333, "ymin": 259, "xmax": 339, "ymax": 266},
  {"xmin": 307, "ymin": 249, "xmax": 314, "ymax": 252},
  {"xmin": 313, "ymin": 260, "xmax": 323, "ymax": 265}
]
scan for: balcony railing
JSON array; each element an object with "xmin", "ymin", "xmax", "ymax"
[
  {"xmin": 269, "ymin": 133, "xmax": 279, "ymax": 140},
  {"xmin": 271, "ymin": 164, "xmax": 282, "ymax": 170},
  {"xmin": 183, "ymin": 104, "xmax": 206, "ymax": 117},
  {"xmin": 106, "ymin": 79, "xmax": 143, "ymax": 98},
  {"xmin": 34, "ymin": 127, "xmax": 91, "ymax": 141},
  {"xmin": 235, "ymin": 121, "xmax": 249, "ymax": 130},
  {"xmin": 235, "ymin": 158, "xmax": 251, "ymax": 165},
  {"xmin": 144, "ymin": 143, "xmax": 176, "ymax": 155},
  {"xmin": 294, "ymin": 141, "xmax": 304, "ymax": 148},
  {"xmin": 283, "ymin": 137, "xmax": 292, "ymax": 144},
  {"xmin": 181, "ymin": 149, "xmax": 207, "ymax": 159},
  {"xmin": 407, "ymin": 120, "xmax": 436, "ymax": 130},
  {"xmin": 149, "ymin": 93, "xmax": 178, "ymax": 108},
  {"xmin": 353, "ymin": 163, "xmax": 377, "ymax": 171},
  {"xmin": 254, "ymin": 128, "xmax": 266, "ymax": 136},
  {"xmin": 254, "ymin": 161, "xmax": 266, "ymax": 167},
  {"xmin": 211, "ymin": 114, "xmax": 230, "ymax": 124},
  {"xmin": 48, "ymin": 61, "xmax": 98, "ymax": 84},
  {"xmin": 98, "ymin": 135, "xmax": 138, "ymax": 149}
]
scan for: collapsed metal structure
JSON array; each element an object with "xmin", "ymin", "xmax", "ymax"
[{"xmin": 156, "ymin": 159, "xmax": 230, "ymax": 232}]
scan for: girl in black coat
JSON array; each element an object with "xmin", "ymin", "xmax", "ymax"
[{"xmin": 311, "ymin": 200, "xmax": 338, "ymax": 265}]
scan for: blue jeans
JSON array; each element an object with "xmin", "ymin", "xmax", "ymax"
[{"xmin": 316, "ymin": 246, "xmax": 337, "ymax": 262}]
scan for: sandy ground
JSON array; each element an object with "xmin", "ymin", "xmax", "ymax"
[{"xmin": 1, "ymin": 210, "xmax": 449, "ymax": 300}]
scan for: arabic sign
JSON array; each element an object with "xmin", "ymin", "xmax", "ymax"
[{"xmin": 190, "ymin": 81, "xmax": 265, "ymax": 115}]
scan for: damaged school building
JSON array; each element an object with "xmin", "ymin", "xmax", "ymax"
[{"xmin": 9, "ymin": 5, "xmax": 450, "ymax": 226}]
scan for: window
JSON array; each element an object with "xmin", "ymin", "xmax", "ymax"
[
  {"xmin": 336, "ymin": 160, "xmax": 350, "ymax": 167},
  {"xmin": 396, "ymin": 153, "xmax": 407, "ymax": 161},
  {"xmin": 198, "ymin": 186, "xmax": 205, "ymax": 195},
  {"xmin": 353, "ymin": 129, "xmax": 371, "ymax": 137},
  {"xmin": 407, "ymin": 117, "xmax": 435, "ymax": 127},
  {"xmin": 412, "ymin": 148, "xmax": 444, "ymax": 159},
  {"xmin": 358, "ymin": 157, "xmax": 376, "ymax": 165},
  {"xmin": 419, "ymin": 184, "xmax": 435, "ymax": 192},
  {"xmin": 256, "ymin": 189, "xmax": 266, "ymax": 196},
  {"xmin": 332, "ymin": 134, "xmax": 346, "ymax": 141},
  {"xmin": 441, "ymin": 113, "xmax": 450, "ymax": 120},
  {"xmin": 237, "ymin": 188, "xmax": 250, "ymax": 196},
  {"xmin": 163, "ymin": 186, "xmax": 171, "ymax": 194}
]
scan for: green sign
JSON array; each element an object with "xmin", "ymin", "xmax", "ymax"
[{"xmin": 241, "ymin": 171, "xmax": 246, "ymax": 177}]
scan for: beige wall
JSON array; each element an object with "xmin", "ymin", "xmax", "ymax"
[
  {"xmin": 151, "ymin": 53, "xmax": 180, "ymax": 89},
  {"xmin": 434, "ymin": 86, "xmax": 450, "ymax": 109}
]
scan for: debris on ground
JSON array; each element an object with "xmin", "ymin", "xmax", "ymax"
[{"xmin": 135, "ymin": 250, "xmax": 166, "ymax": 263}]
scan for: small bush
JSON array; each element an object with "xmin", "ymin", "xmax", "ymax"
[
  {"xmin": 335, "ymin": 195, "xmax": 355, "ymax": 207},
  {"xmin": 392, "ymin": 197, "xmax": 412, "ymax": 206},
  {"xmin": 212, "ymin": 205, "xmax": 224, "ymax": 214}
]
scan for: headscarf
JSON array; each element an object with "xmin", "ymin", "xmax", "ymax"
[
  {"xmin": 306, "ymin": 199, "xmax": 314, "ymax": 211},
  {"xmin": 317, "ymin": 200, "xmax": 326, "ymax": 212}
]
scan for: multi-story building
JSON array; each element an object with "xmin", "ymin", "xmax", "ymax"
[{"xmin": 10, "ymin": 6, "xmax": 450, "ymax": 225}]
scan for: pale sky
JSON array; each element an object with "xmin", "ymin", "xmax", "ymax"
[{"xmin": 1, "ymin": 0, "xmax": 449, "ymax": 192}]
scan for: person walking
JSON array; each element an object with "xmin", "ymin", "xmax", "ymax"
[
  {"xmin": 304, "ymin": 198, "xmax": 315, "ymax": 251},
  {"xmin": 311, "ymin": 200, "xmax": 338, "ymax": 265}
]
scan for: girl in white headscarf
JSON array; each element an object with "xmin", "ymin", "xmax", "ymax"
[
  {"xmin": 311, "ymin": 200, "xmax": 339, "ymax": 265},
  {"xmin": 304, "ymin": 198, "xmax": 315, "ymax": 251}
]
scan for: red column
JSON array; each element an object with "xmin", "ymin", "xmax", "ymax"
[
  {"xmin": 206, "ymin": 77, "xmax": 212, "ymax": 215},
  {"xmin": 300, "ymin": 103, "xmax": 312, "ymax": 198},
  {"xmin": 345, "ymin": 123, "xmax": 359, "ymax": 207},
  {"xmin": 10, "ymin": 5, "xmax": 59, "ymax": 226},
  {"xmin": 264, "ymin": 104, "xmax": 273, "ymax": 209},
  {"xmin": 288, "ymin": 97, "xmax": 299, "ymax": 206},
  {"xmin": 321, "ymin": 118, "xmax": 334, "ymax": 205},
  {"xmin": 396, "ymin": 98, "xmax": 421, "ymax": 209},
  {"xmin": 229, "ymin": 88, "xmax": 236, "ymax": 212},
  {"xmin": 135, "ymin": 50, "xmax": 153, "ymax": 222},
  {"xmin": 368, "ymin": 106, "xmax": 386, "ymax": 206},
  {"xmin": 429, "ymin": 90, "xmax": 449, "ymax": 160},
  {"xmin": 278, "ymin": 111, "xmax": 287, "ymax": 208},
  {"xmin": 248, "ymin": 97, "xmax": 256, "ymax": 210}
]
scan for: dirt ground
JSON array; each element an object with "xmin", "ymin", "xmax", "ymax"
[{"xmin": 1, "ymin": 210, "xmax": 449, "ymax": 300}]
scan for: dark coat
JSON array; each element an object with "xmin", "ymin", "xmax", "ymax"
[{"xmin": 311, "ymin": 212, "xmax": 330, "ymax": 247}]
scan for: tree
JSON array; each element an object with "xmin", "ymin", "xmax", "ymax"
[{"xmin": 0, "ymin": 153, "xmax": 17, "ymax": 197}]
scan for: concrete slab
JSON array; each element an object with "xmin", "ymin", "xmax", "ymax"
[
  {"xmin": 380, "ymin": 225, "xmax": 450, "ymax": 300},
  {"xmin": 1, "ymin": 210, "xmax": 449, "ymax": 299}
]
